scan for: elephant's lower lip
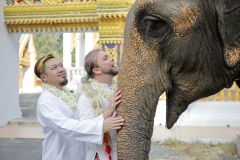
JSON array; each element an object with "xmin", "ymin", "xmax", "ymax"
[
  {"xmin": 166, "ymin": 112, "xmax": 179, "ymax": 129},
  {"xmin": 166, "ymin": 99, "xmax": 189, "ymax": 129},
  {"xmin": 166, "ymin": 124, "xmax": 173, "ymax": 129}
]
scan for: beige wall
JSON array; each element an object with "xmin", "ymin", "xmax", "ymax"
[{"xmin": 0, "ymin": 0, "xmax": 22, "ymax": 126}]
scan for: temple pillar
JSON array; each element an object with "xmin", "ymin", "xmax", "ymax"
[
  {"xmin": 85, "ymin": 32, "xmax": 93, "ymax": 56},
  {"xmin": 63, "ymin": 33, "xmax": 72, "ymax": 67},
  {"xmin": 0, "ymin": 0, "xmax": 22, "ymax": 126},
  {"xmin": 75, "ymin": 33, "xmax": 85, "ymax": 68}
]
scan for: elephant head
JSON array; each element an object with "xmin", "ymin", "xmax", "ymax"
[{"xmin": 117, "ymin": 0, "xmax": 240, "ymax": 159}]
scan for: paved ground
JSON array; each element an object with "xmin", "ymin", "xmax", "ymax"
[
  {"xmin": 0, "ymin": 138, "xmax": 239, "ymax": 160},
  {"xmin": 0, "ymin": 138, "xmax": 182, "ymax": 160},
  {"xmin": 0, "ymin": 138, "xmax": 42, "ymax": 160},
  {"xmin": 0, "ymin": 93, "xmax": 239, "ymax": 160}
]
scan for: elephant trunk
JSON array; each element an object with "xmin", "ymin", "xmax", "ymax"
[
  {"xmin": 117, "ymin": 76, "xmax": 163, "ymax": 159},
  {"xmin": 116, "ymin": 107, "xmax": 154, "ymax": 159}
]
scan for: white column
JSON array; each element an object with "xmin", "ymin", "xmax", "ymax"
[
  {"xmin": 85, "ymin": 32, "xmax": 93, "ymax": 56},
  {"xmin": 22, "ymin": 35, "xmax": 36, "ymax": 92},
  {"xmin": 63, "ymin": 33, "xmax": 72, "ymax": 67},
  {"xmin": 0, "ymin": 0, "xmax": 22, "ymax": 126},
  {"xmin": 75, "ymin": 33, "xmax": 85, "ymax": 68},
  {"xmin": 75, "ymin": 33, "xmax": 80, "ymax": 68}
]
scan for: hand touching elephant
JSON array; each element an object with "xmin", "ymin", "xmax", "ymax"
[{"xmin": 117, "ymin": 0, "xmax": 240, "ymax": 159}]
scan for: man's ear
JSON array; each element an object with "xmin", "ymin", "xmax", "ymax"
[
  {"xmin": 40, "ymin": 74, "xmax": 47, "ymax": 82},
  {"xmin": 93, "ymin": 68, "xmax": 101, "ymax": 75}
]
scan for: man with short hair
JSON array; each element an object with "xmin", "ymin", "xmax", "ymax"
[
  {"xmin": 78, "ymin": 49, "xmax": 120, "ymax": 160},
  {"xmin": 34, "ymin": 53, "xmax": 124, "ymax": 160}
]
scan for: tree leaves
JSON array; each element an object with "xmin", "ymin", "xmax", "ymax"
[{"xmin": 33, "ymin": 33, "xmax": 63, "ymax": 61}]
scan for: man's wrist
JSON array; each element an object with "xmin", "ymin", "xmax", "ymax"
[{"xmin": 103, "ymin": 108, "xmax": 113, "ymax": 119}]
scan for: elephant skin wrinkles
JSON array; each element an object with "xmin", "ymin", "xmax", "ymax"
[{"xmin": 117, "ymin": 0, "xmax": 240, "ymax": 159}]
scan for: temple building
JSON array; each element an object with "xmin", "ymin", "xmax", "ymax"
[
  {"xmin": 19, "ymin": 34, "xmax": 39, "ymax": 93},
  {"xmin": 0, "ymin": 0, "xmax": 239, "ymax": 129}
]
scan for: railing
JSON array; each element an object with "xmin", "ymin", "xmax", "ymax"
[
  {"xmin": 66, "ymin": 67, "xmax": 86, "ymax": 83},
  {"xmin": 160, "ymin": 82, "xmax": 240, "ymax": 102}
]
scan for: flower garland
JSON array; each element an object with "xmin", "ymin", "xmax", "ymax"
[
  {"xmin": 81, "ymin": 78, "xmax": 117, "ymax": 160},
  {"xmin": 42, "ymin": 83, "xmax": 78, "ymax": 116},
  {"xmin": 89, "ymin": 78, "xmax": 117, "ymax": 101}
]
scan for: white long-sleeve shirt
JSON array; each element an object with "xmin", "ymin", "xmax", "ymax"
[
  {"xmin": 37, "ymin": 90, "xmax": 104, "ymax": 160},
  {"xmin": 78, "ymin": 83, "xmax": 117, "ymax": 160}
]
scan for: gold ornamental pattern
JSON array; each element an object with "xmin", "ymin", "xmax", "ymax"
[
  {"xmin": 4, "ymin": 0, "xmax": 131, "ymax": 33},
  {"xmin": 7, "ymin": 22, "xmax": 98, "ymax": 33},
  {"xmin": 97, "ymin": 0, "xmax": 135, "ymax": 5}
]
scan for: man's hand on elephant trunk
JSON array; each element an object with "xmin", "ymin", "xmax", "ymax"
[
  {"xmin": 103, "ymin": 88, "xmax": 122, "ymax": 119},
  {"xmin": 103, "ymin": 113, "xmax": 124, "ymax": 133},
  {"xmin": 109, "ymin": 88, "xmax": 122, "ymax": 111}
]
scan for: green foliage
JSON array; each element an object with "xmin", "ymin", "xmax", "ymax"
[
  {"xmin": 152, "ymin": 138, "xmax": 238, "ymax": 159},
  {"xmin": 220, "ymin": 140, "xmax": 237, "ymax": 157},
  {"xmin": 33, "ymin": 33, "xmax": 63, "ymax": 61}
]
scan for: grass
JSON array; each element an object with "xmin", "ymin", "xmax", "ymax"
[{"xmin": 152, "ymin": 138, "xmax": 239, "ymax": 160}]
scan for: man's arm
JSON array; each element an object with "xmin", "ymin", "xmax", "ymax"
[
  {"xmin": 37, "ymin": 97, "xmax": 103, "ymax": 145},
  {"xmin": 78, "ymin": 94, "xmax": 104, "ymax": 121}
]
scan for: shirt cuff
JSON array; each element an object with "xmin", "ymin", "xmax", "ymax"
[
  {"xmin": 97, "ymin": 120, "xmax": 104, "ymax": 145},
  {"xmin": 94, "ymin": 114, "xmax": 104, "ymax": 121}
]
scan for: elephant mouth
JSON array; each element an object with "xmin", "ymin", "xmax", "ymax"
[{"xmin": 165, "ymin": 91, "xmax": 189, "ymax": 129}]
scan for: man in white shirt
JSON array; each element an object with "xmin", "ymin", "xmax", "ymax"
[
  {"xmin": 34, "ymin": 53, "xmax": 124, "ymax": 160},
  {"xmin": 78, "ymin": 49, "xmax": 120, "ymax": 160}
]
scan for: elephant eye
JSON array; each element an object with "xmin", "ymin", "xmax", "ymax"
[
  {"xmin": 145, "ymin": 19, "xmax": 160, "ymax": 31},
  {"xmin": 143, "ymin": 16, "xmax": 169, "ymax": 38}
]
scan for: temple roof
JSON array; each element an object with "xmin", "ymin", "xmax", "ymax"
[
  {"xmin": 4, "ymin": 0, "xmax": 134, "ymax": 33},
  {"xmin": 19, "ymin": 34, "xmax": 37, "ymax": 67}
]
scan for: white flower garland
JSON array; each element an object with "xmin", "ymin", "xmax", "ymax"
[
  {"xmin": 89, "ymin": 78, "xmax": 117, "ymax": 101},
  {"xmin": 42, "ymin": 83, "xmax": 77, "ymax": 113},
  {"xmin": 81, "ymin": 78, "xmax": 117, "ymax": 153}
]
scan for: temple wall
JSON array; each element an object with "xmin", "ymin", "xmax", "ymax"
[
  {"xmin": 155, "ymin": 101, "xmax": 240, "ymax": 127},
  {"xmin": 0, "ymin": 0, "xmax": 22, "ymax": 126}
]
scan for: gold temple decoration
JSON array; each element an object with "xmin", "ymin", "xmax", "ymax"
[
  {"xmin": 4, "ymin": 0, "xmax": 99, "ymax": 33},
  {"xmin": 104, "ymin": 45, "xmax": 118, "ymax": 62},
  {"xmin": 4, "ymin": 0, "xmax": 134, "ymax": 64},
  {"xmin": 18, "ymin": 34, "xmax": 39, "ymax": 88},
  {"xmin": 4, "ymin": 0, "xmax": 134, "ymax": 37},
  {"xmin": 4, "ymin": 0, "xmax": 134, "ymax": 66},
  {"xmin": 4, "ymin": 0, "xmax": 134, "ymax": 86}
]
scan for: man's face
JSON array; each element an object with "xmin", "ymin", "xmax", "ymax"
[
  {"xmin": 96, "ymin": 51, "xmax": 118, "ymax": 76},
  {"xmin": 41, "ymin": 58, "xmax": 68, "ymax": 88}
]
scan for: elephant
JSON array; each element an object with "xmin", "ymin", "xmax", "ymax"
[{"xmin": 117, "ymin": 0, "xmax": 240, "ymax": 159}]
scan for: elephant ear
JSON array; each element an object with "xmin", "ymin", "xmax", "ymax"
[{"xmin": 217, "ymin": 0, "xmax": 240, "ymax": 68}]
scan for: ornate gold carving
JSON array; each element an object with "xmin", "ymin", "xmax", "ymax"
[
  {"xmin": 4, "ymin": 0, "xmax": 130, "ymax": 36},
  {"xmin": 99, "ymin": 18, "xmax": 125, "ymax": 35},
  {"xmin": 5, "ymin": 17, "xmax": 98, "ymax": 25},
  {"xmin": 4, "ymin": 3, "xmax": 96, "ymax": 13},
  {"xmin": 97, "ymin": 0, "xmax": 135, "ymax": 5},
  {"xmin": 98, "ymin": 13, "xmax": 128, "ymax": 18},
  {"xmin": 19, "ymin": 65, "xmax": 23, "ymax": 88},
  {"xmin": 41, "ymin": 0, "xmax": 63, "ymax": 5},
  {"xmin": 19, "ymin": 34, "xmax": 30, "ymax": 58},
  {"xmin": 7, "ymin": 22, "xmax": 98, "ymax": 33},
  {"xmin": 92, "ymin": 33, "xmax": 99, "ymax": 49},
  {"xmin": 99, "ymin": 38, "xmax": 124, "ymax": 44},
  {"xmin": 104, "ymin": 45, "xmax": 118, "ymax": 63}
]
